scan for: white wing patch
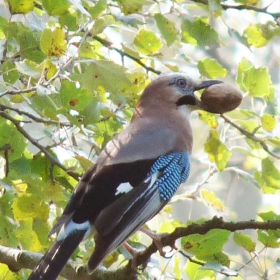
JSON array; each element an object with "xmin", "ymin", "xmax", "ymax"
[
  {"xmin": 115, "ymin": 182, "xmax": 133, "ymax": 196},
  {"xmin": 57, "ymin": 220, "xmax": 90, "ymax": 241},
  {"xmin": 144, "ymin": 172, "xmax": 158, "ymax": 185}
]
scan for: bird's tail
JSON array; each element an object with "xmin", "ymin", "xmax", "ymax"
[{"xmin": 28, "ymin": 229, "xmax": 86, "ymax": 280}]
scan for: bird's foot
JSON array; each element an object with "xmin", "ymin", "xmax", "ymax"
[{"xmin": 140, "ymin": 227, "xmax": 177, "ymax": 257}]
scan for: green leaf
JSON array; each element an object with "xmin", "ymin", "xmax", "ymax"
[
  {"xmin": 254, "ymin": 158, "xmax": 280, "ymax": 193},
  {"xmin": 185, "ymin": 260, "xmax": 215, "ymax": 280},
  {"xmin": 15, "ymin": 60, "xmax": 41, "ymax": 78},
  {"xmin": 40, "ymin": 27, "xmax": 67, "ymax": 57},
  {"xmin": 115, "ymin": 0, "xmax": 148, "ymax": 15},
  {"xmin": 91, "ymin": 15, "xmax": 114, "ymax": 36},
  {"xmin": 236, "ymin": 119, "xmax": 259, "ymax": 133},
  {"xmin": 204, "ymin": 130, "xmax": 232, "ymax": 171},
  {"xmin": 0, "ymin": 214, "xmax": 18, "ymax": 247},
  {"xmin": 243, "ymin": 66, "xmax": 272, "ymax": 97},
  {"xmin": 182, "ymin": 229, "xmax": 230, "ymax": 260},
  {"xmin": 8, "ymin": 0, "xmax": 34, "ymax": 14},
  {"xmin": 0, "ymin": 264, "xmax": 19, "ymax": 280},
  {"xmin": 4, "ymin": 21, "xmax": 26, "ymax": 42},
  {"xmin": 244, "ymin": 22, "xmax": 280, "ymax": 48},
  {"xmin": 42, "ymin": 59, "xmax": 57, "ymax": 80},
  {"xmin": 75, "ymin": 156, "xmax": 93, "ymax": 172},
  {"xmin": 42, "ymin": 0, "xmax": 70, "ymax": 16},
  {"xmin": 9, "ymin": 157, "xmax": 31, "ymax": 178},
  {"xmin": 15, "ymin": 218, "xmax": 44, "ymax": 251},
  {"xmin": 174, "ymin": 256, "xmax": 182, "ymax": 279},
  {"xmin": 198, "ymin": 111, "xmax": 218, "ymax": 129},
  {"xmin": 244, "ymin": 24, "xmax": 269, "ymax": 47},
  {"xmin": 154, "ymin": 13, "xmax": 178, "ymax": 46},
  {"xmin": 233, "ymin": 232, "xmax": 256, "ymax": 252},
  {"xmin": 59, "ymin": 13, "xmax": 78, "ymax": 31},
  {"xmin": 267, "ymin": 137, "xmax": 280, "ymax": 148},
  {"xmin": 12, "ymin": 194, "xmax": 49, "ymax": 221},
  {"xmin": 225, "ymin": 109, "xmax": 256, "ymax": 120},
  {"xmin": 261, "ymin": 114, "xmax": 276, "ymax": 132},
  {"xmin": 80, "ymin": 98, "xmax": 100, "ymax": 125},
  {"xmin": 134, "ymin": 29, "xmax": 163, "ymax": 55},
  {"xmin": 204, "ymin": 252, "xmax": 230, "ymax": 267},
  {"xmin": 197, "ymin": 57, "xmax": 227, "ymax": 78},
  {"xmin": 30, "ymin": 95, "xmax": 59, "ymax": 120},
  {"xmin": 19, "ymin": 30, "xmax": 45, "ymax": 63},
  {"xmin": 0, "ymin": 119, "xmax": 27, "ymax": 161},
  {"xmin": 2, "ymin": 59, "xmax": 19, "ymax": 84},
  {"xmin": 258, "ymin": 229, "xmax": 280, "ymax": 248},
  {"xmin": 208, "ymin": 0, "xmax": 223, "ymax": 11},
  {"xmin": 181, "ymin": 17, "xmax": 219, "ymax": 47},
  {"xmin": 88, "ymin": 0, "xmax": 107, "ymax": 19},
  {"xmin": 0, "ymin": 16, "xmax": 8, "ymax": 40},
  {"xmin": 159, "ymin": 219, "xmax": 182, "ymax": 234},
  {"xmin": 259, "ymin": 211, "xmax": 280, "ymax": 221},
  {"xmin": 59, "ymin": 80, "xmax": 94, "ymax": 111},
  {"xmin": 33, "ymin": 218, "xmax": 52, "ymax": 247},
  {"xmin": 78, "ymin": 61, "xmax": 132, "ymax": 94},
  {"xmin": 236, "ymin": 58, "xmax": 254, "ymax": 92}
]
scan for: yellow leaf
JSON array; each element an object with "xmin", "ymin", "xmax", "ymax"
[
  {"xmin": 8, "ymin": 0, "xmax": 34, "ymax": 14},
  {"xmin": 15, "ymin": 218, "xmax": 43, "ymax": 251},
  {"xmin": 200, "ymin": 189, "xmax": 225, "ymax": 211},
  {"xmin": 261, "ymin": 114, "xmax": 276, "ymax": 132},
  {"xmin": 41, "ymin": 27, "xmax": 67, "ymax": 57},
  {"xmin": 12, "ymin": 194, "xmax": 49, "ymax": 221}
]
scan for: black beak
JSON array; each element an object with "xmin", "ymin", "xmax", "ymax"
[
  {"xmin": 194, "ymin": 80, "xmax": 223, "ymax": 91},
  {"xmin": 176, "ymin": 79, "xmax": 223, "ymax": 107}
]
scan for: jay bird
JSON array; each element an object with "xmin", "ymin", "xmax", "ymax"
[{"xmin": 28, "ymin": 73, "xmax": 221, "ymax": 279}]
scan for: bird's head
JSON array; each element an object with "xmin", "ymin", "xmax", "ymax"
[{"xmin": 139, "ymin": 73, "xmax": 222, "ymax": 111}]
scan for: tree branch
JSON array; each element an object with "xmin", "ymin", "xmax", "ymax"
[
  {"xmin": 221, "ymin": 3, "xmax": 280, "ymax": 21},
  {"xmin": 0, "ymin": 86, "xmax": 37, "ymax": 98},
  {"xmin": 0, "ymin": 245, "xmax": 137, "ymax": 280},
  {"xmin": 93, "ymin": 36, "xmax": 162, "ymax": 75},
  {"xmin": 132, "ymin": 216, "xmax": 280, "ymax": 269},
  {"xmin": 2, "ymin": 217, "xmax": 280, "ymax": 279},
  {"xmin": 0, "ymin": 111, "xmax": 79, "ymax": 180},
  {"xmin": 0, "ymin": 104, "xmax": 71, "ymax": 126},
  {"xmin": 190, "ymin": 0, "xmax": 280, "ymax": 22},
  {"xmin": 221, "ymin": 114, "xmax": 280, "ymax": 160}
]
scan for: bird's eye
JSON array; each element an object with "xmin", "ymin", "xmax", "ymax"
[{"xmin": 176, "ymin": 78, "xmax": 186, "ymax": 88}]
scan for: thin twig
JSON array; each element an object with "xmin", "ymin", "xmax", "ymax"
[
  {"xmin": 0, "ymin": 104, "xmax": 71, "ymax": 126},
  {"xmin": 93, "ymin": 36, "xmax": 162, "ymax": 75},
  {"xmin": 190, "ymin": 0, "xmax": 280, "ymax": 21},
  {"xmin": 0, "ymin": 111, "xmax": 79, "ymax": 180},
  {"xmin": 0, "ymin": 86, "xmax": 37, "ymax": 98},
  {"xmin": 221, "ymin": 114, "xmax": 280, "ymax": 160},
  {"xmin": 221, "ymin": 3, "xmax": 280, "ymax": 20}
]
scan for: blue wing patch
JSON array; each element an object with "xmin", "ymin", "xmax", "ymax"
[{"xmin": 149, "ymin": 152, "xmax": 190, "ymax": 201}]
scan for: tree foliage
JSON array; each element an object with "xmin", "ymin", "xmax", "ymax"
[{"xmin": 0, "ymin": 0, "xmax": 280, "ymax": 279}]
